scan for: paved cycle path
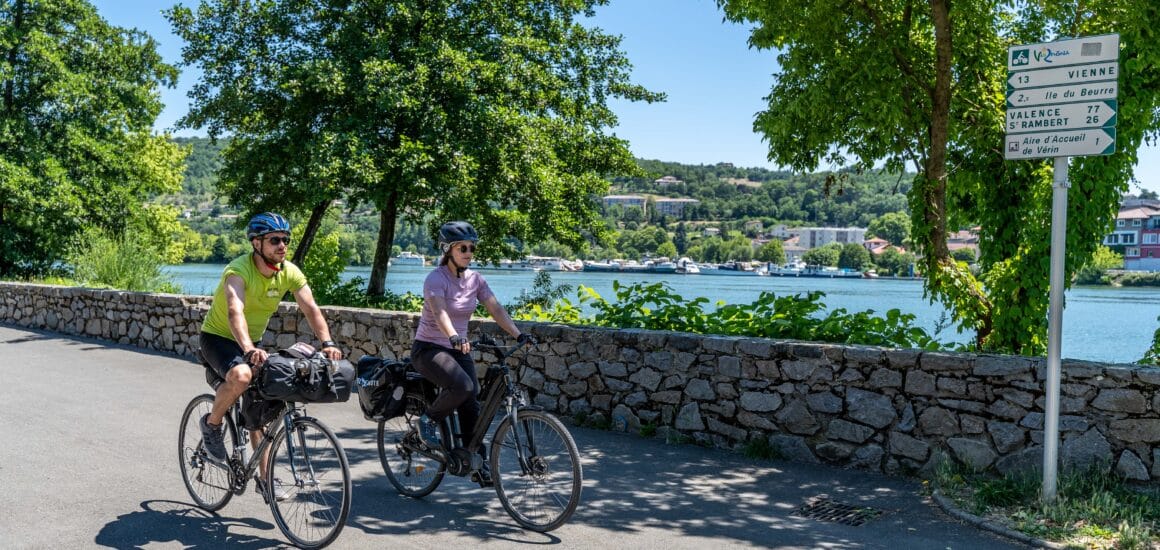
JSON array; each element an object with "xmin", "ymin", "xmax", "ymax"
[{"xmin": 0, "ymin": 324, "xmax": 1025, "ymax": 549}]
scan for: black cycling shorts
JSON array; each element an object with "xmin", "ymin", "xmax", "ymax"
[{"xmin": 199, "ymin": 331, "xmax": 247, "ymax": 379}]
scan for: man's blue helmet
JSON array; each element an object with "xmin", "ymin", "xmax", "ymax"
[{"xmin": 247, "ymin": 212, "xmax": 291, "ymax": 240}]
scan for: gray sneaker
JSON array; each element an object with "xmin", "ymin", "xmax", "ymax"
[
  {"xmin": 414, "ymin": 414, "xmax": 442, "ymax": 449},
  {"xmin": 255, "ymin": 477, "xmax": 293, "ymax": 503},
  {"xmin": 199, "ymin": 413, "xmax": 228, "ymax": 466}
]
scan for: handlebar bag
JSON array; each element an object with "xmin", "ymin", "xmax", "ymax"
[{"xmin": 258, "ymin": 349, "xmax": 355, "ymax": 403}]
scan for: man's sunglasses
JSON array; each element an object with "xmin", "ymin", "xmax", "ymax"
[
  {"xmin": 456, "ymin": 244, "xmax": 476, "ymax": 254},
  {"xmin": 266, "ymin": 236, "xmax": 292, "ymax": 246}
]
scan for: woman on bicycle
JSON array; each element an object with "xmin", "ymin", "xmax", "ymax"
[{"xmin": 411, "ymin": 220, "xmax": 533, "ymax": 486}]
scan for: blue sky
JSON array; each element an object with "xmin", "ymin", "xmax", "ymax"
[{"xmin": 91, "ymin": 0, "xmax": 1159, "ymax": 193}]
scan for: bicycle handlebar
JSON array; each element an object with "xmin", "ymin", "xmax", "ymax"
[{"xmin": 470, "ymin": 334, "xmax": 534, "ymax": 360}]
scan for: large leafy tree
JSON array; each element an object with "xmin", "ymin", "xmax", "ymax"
[
  {"xmin": 720, "ymin": 0, "xmax": 1160, "ymax": 353},
  {"xmin": 168, "ymin": 0, "xmax": 662, "ymax": 295},
  {"xmin": 0, "ymin": 0, "xmax": 186, "ymax": 278}
]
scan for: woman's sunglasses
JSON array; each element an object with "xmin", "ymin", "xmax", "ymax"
[
  {"xmin": 266, "ymin": 236, "xmax": 292, "ymax": 246},
  {"xmin": 456, "ymin": 244, "xmax": 476, "ymax": 254}
]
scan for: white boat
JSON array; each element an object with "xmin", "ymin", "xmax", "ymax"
[
  {"xmin": 701, "ymin": 261, "xmax": 762, "ymax": 276},
  {"xmin": 527, "ymin": 256, "xmax": 568, "ymax": 271},
  {"xmin": 676, "ymin": 257, "xmax": 701, "ymax": 274},
  {"xmin": 389, "ymin": 251, "xmax": 426, "ymax": 266},
  {"xmin": 767, "ymin": 260, "xmax": 807, "ymax": 277}
]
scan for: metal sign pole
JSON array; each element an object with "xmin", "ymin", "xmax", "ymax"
[{"xmin": 1042, "ymin": 155, "xmax": 1069, "ymax": 502}]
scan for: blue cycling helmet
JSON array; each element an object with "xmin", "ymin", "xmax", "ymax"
[
  {"xmin": 438, "ymin": 221, "xmax": 479, "ymax": 250},
  {"xmin": 247, "ymin": 212, "xmax": 291, "ymax": 240}
]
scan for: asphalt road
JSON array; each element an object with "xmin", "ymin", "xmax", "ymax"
[{"xmin": 0, "ymin": 324, "xmax": 1025, "ymax": 549}]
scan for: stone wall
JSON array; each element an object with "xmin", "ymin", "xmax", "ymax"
[{"xmin": 3, "ymin": 281, "xmax": 1157, "ymax": 480}]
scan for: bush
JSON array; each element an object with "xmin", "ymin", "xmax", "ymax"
[{"xmin": 69, "ymin": 231, "xmax": 179, "ymax": 293}]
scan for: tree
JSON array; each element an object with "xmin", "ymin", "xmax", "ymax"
[
  {"xmin": 168, "ymin": 1, "xmax": 663, "ymax": 296},
  {"xmin": 674, "ymin": 222, "xmax": 689, "ymax": 254},
  {"xmin": 802, "ymin": 243, "xmax": 841, "ymax": 267},
  {"xmin": 719, "ymin": 0, "xmax": 1160, "ymax": 354},
  {"xmin": 838, "ymin": 243, "xmax": 872, "ymax": 271},
  {"xmin": 0, "ymin": 0, "xmax": 186, "ymax": 278},
  {"xmin": 951, "ymin": 248, "xmax": 977, "ymax": 263},
  {"xmin": 867, "ymin": 212, "xmax": 911, "ymax": 246},
  {"xmin": 874, "ymin": 247, "xmax": 915, "ymax": 277},
  {"xmin": 756, "ymin": 240, "xmax": 786, "ymax": 264}
]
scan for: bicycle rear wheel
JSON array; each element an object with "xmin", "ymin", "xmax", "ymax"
[
  {"xmin": 491, "ymin": 410, "xmax": 582, "ymax": 532},
  {"xmin": 377, "ymin": 392, "xmax": 445, "ymax": 497},
  {"xmin": 266, "ymin": 416, "xmax": 351, "ymax": 549},
  {"xmin": 178, "ymin": 394, "xmax": 236, "ymax": 511}
]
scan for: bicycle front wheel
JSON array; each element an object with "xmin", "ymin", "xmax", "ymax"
[
  {"xmin": 266, "ymin": 416, "xmax": 351, "ymax": 549},
  {"xmin": 377, "ymin": 392, "xmax": 445, "ymax": 497},
  {"xmin": 178, "ymin": 394, "xmax": 236, "ymax": 511},
  {"xmin": 491, "ymin": 410, "xmax": 582, "ymax": 532}
]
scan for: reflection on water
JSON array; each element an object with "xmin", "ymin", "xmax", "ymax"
[{"xmin": 163, "ymin": 263, "xmax": 1160, "ymax": 364}]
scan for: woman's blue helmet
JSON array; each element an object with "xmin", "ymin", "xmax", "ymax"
[
  {"xmin": 438, "ymin": 221, "xmax": 479, "ymax": 249},
  {"xmin": 247, "ymin": 212, "xmax": 291, "ymax": 240}
]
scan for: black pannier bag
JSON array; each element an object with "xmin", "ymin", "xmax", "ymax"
[
  {"xmin": 240, "ymin": 389, "xmax": 282, "ymax": 430},
  {"xmin": 355, "ymin": 356, "xmax": 410, "ymax": 421},
  {"xmin": 258, "ymin": 345, "xmax": 356, "ymax": 403}
]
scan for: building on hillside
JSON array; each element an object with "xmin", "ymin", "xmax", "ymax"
[
  {"xmin": 702, "ymin": 227, "xmax": 721, "ymax": 238},
  {"xmin": 654, "ymin": 175, "xmax": 683, "ymax": 187},
  {"xmin": 797, "ymin": 226, "xmax": 868, "ymax": 248},
  {"xmin": 602, "ymin": 195, "xmax": 647, "ymax": 210},
  {"xmin": 863, "ymin": 237, "xmax": 891, "ymax": 254},
  {"xmin": 947, "ymin": 227, "xmax": 981, "ymax": 261},
  {"xmin": 1106, "ymin": 202, "xmax": 1160, "ymax": 270},
  {"xmin": 782, "ymin": 236, "xmax": 807, "ymax": 263},
  {"xmin": 654, "ymin": 197, "xmax": 699, "ymax": 217},
  {"xmin": 744, "ymin": 220, "xmax": 764, "ymax": 233},
  {"xmin": 767, "ymin": 224, "xmax": 795, "ymax": 239}
]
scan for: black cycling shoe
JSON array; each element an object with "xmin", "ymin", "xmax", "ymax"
[{"xmin": 471, "ymin": 464, "xmax": 494, "ymax": 488}]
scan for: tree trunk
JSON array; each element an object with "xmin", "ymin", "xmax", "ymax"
[
  {"xmin": 291, "ymin": 199, "xmax": 331, "ymax": 265},
  {"xmin": 925, "ymin": 0, "xmax": 952, "ymax": 262},
  {"xmin": 367, "ymin": 189, "xmax": 400, "ymax": 297}
]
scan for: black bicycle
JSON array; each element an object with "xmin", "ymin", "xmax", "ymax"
[
  {"xmin": 375, "ymin": 335, "xmax": 582, "ymax": 532},
  {"xmin": 178, "ymin": 356, "xmax": 352, "ymax": 548}
]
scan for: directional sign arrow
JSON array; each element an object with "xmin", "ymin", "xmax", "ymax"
[
  {"xmin": 1004, "ymin": 128, "xmax": 1116, "ymax": 160},
  {"xmin": 1007, "ymin": 100, "xmax": 1117, "ymax": 133},
  {"xmin": 1008, "ymin": 62, "xmax": 1117, "ymax": 89},
  {"xmin": 1007, "ymin": 81, "xmax": 1118, "ymax": 107}
]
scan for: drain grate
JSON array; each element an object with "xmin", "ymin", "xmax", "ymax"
[{"xmin": 792, "ymin": 496, "xmax": 884, "ymax": 526}]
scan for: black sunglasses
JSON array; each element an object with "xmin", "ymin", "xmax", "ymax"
[
  {"xmin": 456, "ymin": 244, "xmax": 476, "ymax": 254},
  {"xmin": 266, "ymin": 236, "xmax": 292, "ymax": 246}
]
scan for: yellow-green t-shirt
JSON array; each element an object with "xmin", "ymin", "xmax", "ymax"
[{"xmin": 201, "ymin": 253, "xmax": 308, "ymax": 344}]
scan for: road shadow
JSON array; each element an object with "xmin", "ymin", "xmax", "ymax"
[
  {"xmin": 327, "ymin": 422, "xmax": 952, "ymax": 549},
  {"xmin": 94, "ymin": 500, "xmax": 285, "ymax": 549}
]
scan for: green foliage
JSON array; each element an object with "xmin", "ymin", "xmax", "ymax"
[
  {"xmin": 69, "ymin": 230, "xmax": 179, "ymax": 293},
  {"xmin": 514, "ymin": 281, "xmax": 945, "ymax": 350},
  {"xmin": 950, "ymin": 248, "xmax": 977, "ymax": 263},
  {"xmin": 638, "ymin": 422, "xmax": 658, "ymax": 438},
  {"xmin": 1075, "ymin": 245, "xmax": 1124, "ymax": 284},
  {"xmin": 293, "ymin": 210, "xmax": 352, "ymax": 305},
  {"xmin": 315, "ymin": 278, "xmax": 424, "ymax": 312},
  {"xmin": 873, "ymin": 248, "xmax": 916, "ymax": 277},
  {"xmin": 719, "ymin": 0, "xmax": 1160, "ymax": 355},
  {"xmin": 935, "ymin": 463, "xmax": 1160, "ymax": 548},
  {"xmin": 507, "ymin": 271, "xmax": 574, "ymax": 315},
  {"xmin": 168, "ymin": 0, "xmax": 664, "ymax": 294},
  {"xmin": 802, "ymin": 243, "xmax": 841, "ymax": 267},
  {"xmin": 756, "ymin": 240, "xmax": 786, "ymax": 264},
  {"xmin": 867, "ymin": 212, "xmax": 911, "ymax": 246},
  {"xmin": 0, "ymin": 0, "xmax": 185, "ymax": 278},
  {"xmin": 837, "ymin": 243, "xmax": 872, "ymax": 271}
]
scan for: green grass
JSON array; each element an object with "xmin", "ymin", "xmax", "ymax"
[{"xmin": 933, "ymin": 463, "xmax": 1160, "ymax": 548}]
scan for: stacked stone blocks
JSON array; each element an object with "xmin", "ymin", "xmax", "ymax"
[{"xmin": 2, "ymin": 282, "xmax": 1157, "ymax": 480}]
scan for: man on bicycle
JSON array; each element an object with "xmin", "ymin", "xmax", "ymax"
[
  {"xmin": 198, "ymin": 212, "xmax": 343, "ymax": 500},
  {"xmin": 411, "ymin": 220, "xmax": 534, "ymax": 486}
]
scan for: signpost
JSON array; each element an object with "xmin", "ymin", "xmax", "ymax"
[{"xmin": 1005, "ymin": 34, "xmax": 1119, "ymax": 503}]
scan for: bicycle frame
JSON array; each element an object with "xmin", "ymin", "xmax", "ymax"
[
  {"xmin": 226, "ymin": 403, "xmax": 312, "ymax": 492},
  {"xmin": 441, "ymin": 339, "xmax": 538, "ymax": 474}
]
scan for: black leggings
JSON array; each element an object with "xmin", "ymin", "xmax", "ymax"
[{"xmin": 411, "ymin": 340, "xmax": 481, "ymax": 446}]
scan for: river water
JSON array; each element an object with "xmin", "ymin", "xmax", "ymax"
[{"xmin": 164, "ymin": 263, "xmax": 1160, "ymax": 364}]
